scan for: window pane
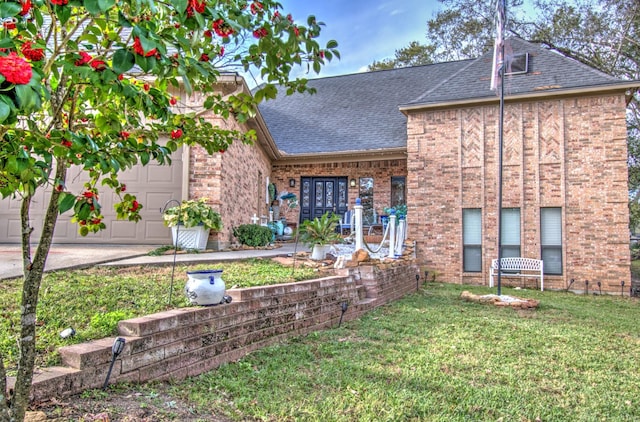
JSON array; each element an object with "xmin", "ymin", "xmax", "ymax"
[
  {"xmin": 542, "ymin": 247, "xmax": 562, "ymax": 274},
  {"xmin": 463, "ymin": 209, "xmax": 482, "ymax": 272},
  {"xmin": 501, "ymin": 246, "xmax": 521, "ymax": 258},
  {"xmin": 541, "ymin": 208, "xmax": 562, "ymax": 245},
  {"xmin": 501, "ymin": 208, "xmax": 520, "ymax": 245},
  {"xmin": 463, "ymin": 209, "xmax": 481, "ymax": 244},
  {"xmin": 464, "ymin": 246, "xmax": 482, "ymax": 272},
  {"xmin": 359, "ymin": 177, "xmax": 374, "ymax": 224},
  {"xmin": 391, "ymin": 176, "xmax": 406, "ymax": 207},
  {"xmin": 541, "ymin": 207, "xmax": 562, "ymax": 274}
]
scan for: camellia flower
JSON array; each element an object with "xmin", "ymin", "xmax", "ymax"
[
  {"xmin": 170, "ymin": 129, "xmax": 183, "ymax": 139},
  {"xmin": 250, "ymin": 1, "xmax": 263, "ymax": 14},
  {"xmin": 21, "ymin": 41, "xmax": 45, "ymax": 61},
  {"xmin": 169, "ymin": 97, "xmax": 177, "ymax": 106},
  {"xmin": 120, "ymin": 131, "xmax": 130, "ymax": 139},
  {"xmin": 3, "ymin": 18, "xmax": 16, "ymax": 30},
  {"xmin": 212, "ymin": 19, "xmax": 234, "ymax": 37},
  {"xmin": 186, "ymin": 0, "xmax": 206, "ymax": 17},
  {"xmin": 50, "ymin": 0, "xmax": 69, "ymax": 5},
  {"xmin": 20, "ymin": 0, "xmax": 32, "ymax": 15},
  {"xmin": 0, "ymin": 52, "xmax": 32, "ymax": 85},
  {"xmin": 130, "ymin": 200, "xmax": 140, "ymax": 212},
  {"xmin": 199, "ymin": 53, "xmax": 209, "ymax": 62},
  {"xmin": 90, "ymin": 59, "xmax": 106, "ymax": 71},
  {"xmin": 61, "ymin": 139, "xmax": 72, "ymax": 147},
  {"xmin": 133, "ymin": 37, "xmax": 157, "ymax": 57},
  {"xmin": 253, "ymin": 27, "xmax": 268, "ymax": 39},
  {"xmin": 75, "ymin": 51, "xmax": 92, "ymax": 66}
]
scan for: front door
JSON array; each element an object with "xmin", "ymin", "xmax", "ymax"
[{"xmin": 299, "ymin": 177, "xmax": 348, "ymax": 222}]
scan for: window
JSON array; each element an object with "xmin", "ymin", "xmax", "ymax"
[
  {"xmin": 463, "ymin": 209, "xmax": 482, "ymax": 272},
  {"xmin": 506, "ymin": 53, "xmax": 529, "ymax": 75},
  {"xmin": 390, "ymin": 176, "xmax": 406, "ymax": 208},
  {"xmin": 359, "ymin": 177, "xmax": 374, "ymax": 224},
  {"xmin": 501, "ymin": 208, "xmax": 520, "ymax": 258},
  {"xmin": 541, "ymin": 208, "xmax": 562, "ymax": 275}
]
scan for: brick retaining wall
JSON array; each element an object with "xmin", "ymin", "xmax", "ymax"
[{"xmin": 11, "ymin": 263, "xmax": 419, "ymax": 403}]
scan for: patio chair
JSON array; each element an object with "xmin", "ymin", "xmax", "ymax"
[{"xmin": 339, "ymin": 210, "xmax": 354, "ymax": 236}]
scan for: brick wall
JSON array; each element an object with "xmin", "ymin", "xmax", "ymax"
[
  {"xmin": 271, "ymin": 159, "xmax": 407, "ymax": 222},
  {"xmin": 188, "ymin": 116, "xmax": 272, "ymax": 250},
  {"xmin": 406, "ymin": 94, "xmax": 630, "ymax": 293},
  {"xmin": 14, "ymin": 263, "xmax": 419, "ymax": 402}
]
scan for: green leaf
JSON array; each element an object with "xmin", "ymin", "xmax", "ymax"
[
  {"xmin": 326, "ymin": 40, "xmax": 338, "ymax": 49},
  {"xmin": 98, "ymin": 0, "xmax": 116, "ymax": 12},
  {"xmin": 83, "ymin": 0, "xmax": 101, "ymax": 15},
  {"xmin": 58, "ymin": 192, "xmax": 77, "ymax": 214},
  {"xmin": 14, "ymin": 85, "xmax": 40, "ymax": 112},
  {"xmin": 112, "ymin": 48, "xmax": 135, "ymax": 74},
  {"xmin": 140, "ymin": 151, "xmax": 150, "ymax": 165},
  {"xmin": 0, "ymin": 101, "xmax": 10, "ymax": 123},
  {"xmin": 0, "ymin": 2, "xmax": 21, "ymax": 17}
]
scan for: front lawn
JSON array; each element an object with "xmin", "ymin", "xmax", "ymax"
[
  {"xmin": 171, "ymin": 283, "xmax": 639, "ymax": 421},
  {"xmin": 0, "ymin": 259, "xmax": 317, "ymax": 370}
]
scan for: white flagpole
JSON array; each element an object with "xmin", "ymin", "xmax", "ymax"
[{"xmin": 492, "ymin": 0, "xmax": 506, "ymax": 296}]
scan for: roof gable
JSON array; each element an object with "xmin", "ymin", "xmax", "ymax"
[{"xmin": 258, "ymin": 38, "xmax": 632, "ymax": 157}]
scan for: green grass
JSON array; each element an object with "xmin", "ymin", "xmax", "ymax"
[
  {"xmin": 0, "ymin": 259, "xmax": 317, "ymax": 370},
  {"xmin": 170, "ymin": 283, "xmax": 640, "ymax": 421}
]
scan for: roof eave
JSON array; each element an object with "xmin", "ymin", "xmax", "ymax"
[
  {"xmin": 399, "ymin": 82, "xmax": 640, "ymax": 113},
  {"xmin": 274, "ymin": 147, "xmax": 407, "ymax": 165}
]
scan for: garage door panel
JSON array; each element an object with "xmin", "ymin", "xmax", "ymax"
[{"xmin": 0, "ymin": 147, "xmax": 182, "ymax": 245}]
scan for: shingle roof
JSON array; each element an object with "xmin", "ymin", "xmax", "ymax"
[{"xmin": 257, "ymin": 38, "xmax": 629, "ymax": 156}]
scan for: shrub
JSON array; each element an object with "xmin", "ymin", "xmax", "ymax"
[{"xmin": 233, "ymin": 224, "xmax": 273, "ymax": 247}]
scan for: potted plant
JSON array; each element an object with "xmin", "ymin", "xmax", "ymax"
[
  {"xmin": 163, "ymin": 198, "xmax": 222, "ymax": 250},
  {"xmin": 296, "ymin": 212, "xmax": 342, "ymax": 260}
]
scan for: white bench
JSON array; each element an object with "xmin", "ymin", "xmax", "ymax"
[{"xmin": 490, "ymin": 258, "xmax": 544, "ymax": 291}]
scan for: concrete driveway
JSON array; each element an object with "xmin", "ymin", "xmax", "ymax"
[{"xmin": 0, "ymin": 243, "xmax": 306, "ymax": 280}]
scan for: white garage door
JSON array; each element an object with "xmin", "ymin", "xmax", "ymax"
[{"xmin": 0, "ymin": 148, "xmax": 183, "ymax": 245}]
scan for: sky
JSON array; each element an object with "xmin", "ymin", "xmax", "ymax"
[{"xmin": 266, "ymin": 0, "xmax": 442, "ymax": 80}]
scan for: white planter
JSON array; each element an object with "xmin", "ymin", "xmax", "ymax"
[
  {"xmin": 311, "ymin": 244, "xmax": 331, "ymax": 260},
  {"xmin": 185, "ymin": 270, "xmax": 228, "ymax": 306},
  {"xmin": 171, "ymin": 225, "xmax": 210, "ymax": 250}
]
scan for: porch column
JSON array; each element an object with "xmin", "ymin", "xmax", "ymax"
[{"xmin": 354, "ymin": 198, "xmax": 363, "ymax": 251}]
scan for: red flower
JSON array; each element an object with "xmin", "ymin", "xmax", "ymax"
[
  {"xmin": 3, "ymin": 19, "xmax": 16, "ymax": 30},
  {"xmin": 250, "ymin": 1, "xmax": 263, "ymax": 14},
  {"xmin": 293, "ymin": 26, "xmax": 300, "ymax": 37},
  {"xmin": 21, "ymin": 41, "xmax": 45, "ymax": 62},
  {"xmin": 212, "ymin": 19, "xmax": 234, "ymax": 37},
  {"xmin": 20, "ymin": 0, "xmax": 32, "ymax": 15},
  {"xmin": 75, "ymin": 51, "xmax": 92, "ymax": 66},
  {"xmin": 253, "ymin": 27, "xmax": 268, "ymax": 39},
  {"xmin": 170, "ymin": 129, "xmax": 183, "ymax": 139},
  {"xmin": 204, "ymin": 30, "xmax": 213, "ymax": 38},
  {"xmin": 0, "ymin": 52, "xmax": 32, "ymax": 85},
  {"xmin": 287, "ymin": 14, "xmax": 293, "ymax": 23},
  {"xmin": 186, "ymin": 0, "xmax": 206, "ymax": 17},
  {"xmin": 90, "ymin": 59, "xmax": 106, "ymax": 71},
  {"xmin": 199, "ymin": 53, "xmax": 209, "ymax": 62},
  {"xmin": 83, "ymin": 191, "xmax": 94, "ymax": 198},
  {"xmin": 219, "ymin": 46, "xmax": 225, "ymax": 57},
  {"xmin": 120, "ymin": 184, "xmax": 126, "ymax": 192},
  {"xmin": 143, "ymin": 83, "xmax": 150, "ymax": 91},
  {"xmin": 120, "ymin": 131, "xmax": 130, "ymax": 139},
  {"xmin": 61, "ymin": 139, "xmax": 72, "ymax": 147},
  {"xmin": 118, "ymin": 74, "xmax": 124, "ymax": 80},
  {"xmin": 133, "ymin": 37, "xmax": 157, "ymax": 57},
  {"xmin": 55, "ymin": 184, "xmax": 64, "ymax": 192},
  {"xmin": 169, "ymin": 97, "xmax": 177, "ymax": 106},
  {"xmin": 50, "ymin": 0, "xmax": 68, "ymax": 5},
  {"xmin": 318, "ymin": 50, "xmax": 325, "ymax": 59},
  {"xmin": 91, "ymin": 218, "xmax": 102, "ymax": 225},
  {"xmin": 130, "ymin": 200, "xmax": 140, "ymax": 212}
]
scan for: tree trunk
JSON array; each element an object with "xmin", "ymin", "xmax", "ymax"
[{"xmin": 7, "ymin": 160, "xmax": 66, "ymax": 422}]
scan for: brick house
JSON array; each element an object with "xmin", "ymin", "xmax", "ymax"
[{"xmin": 1, "ymin": 39, "xmax": 635, "ymax": 293}]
